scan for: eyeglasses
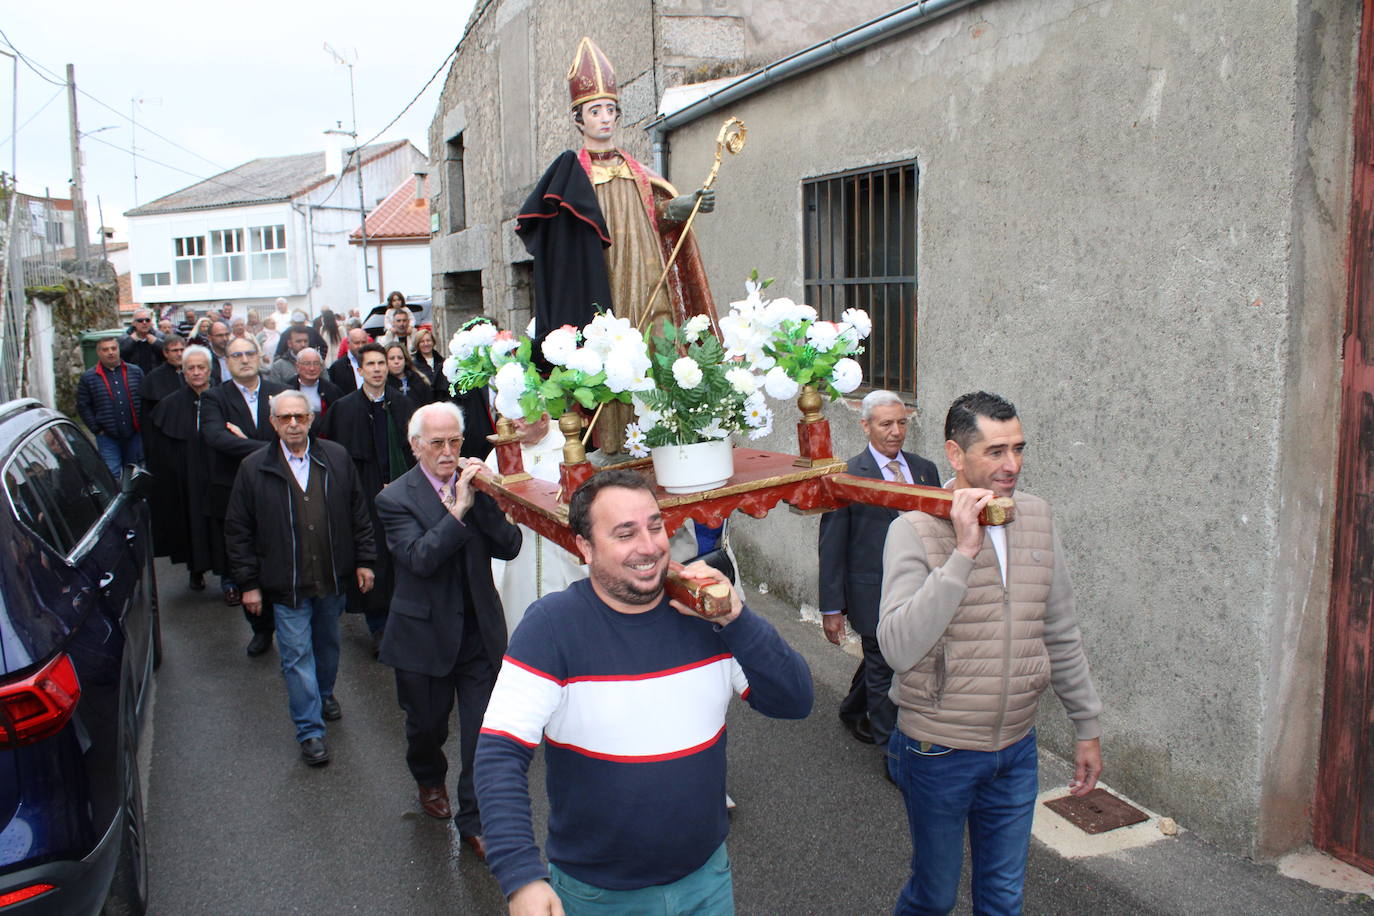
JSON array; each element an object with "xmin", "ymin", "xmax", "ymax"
[
  {"xmin": 133, "ymin": 317, "xmax": 151, "ymax": 323},
  {"xmin": 425, "ymin": 437, "xmax": 464, "ymax": 453},
  {"xmin": 274, "ymin": 413, "xmax": 311, "ymax": 424},
  {"xmin": 227, "ymin": 351, "xmax": 257, "ymax": 360}
]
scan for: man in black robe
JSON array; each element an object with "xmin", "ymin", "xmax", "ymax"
[
  {"xmin": 201, "ymin": 336, "xmax": 288, "ymax": 656},
  {"xmin": 151, "ymin": 345, "xmax": 221, "ymax": 590},
  {"xmin": 140, "ymin": 334, "xmax": 187, "ymax": 561},
  {"xmin": 318, "ymin": 342, "xmax": 416, "ymax": 657}
]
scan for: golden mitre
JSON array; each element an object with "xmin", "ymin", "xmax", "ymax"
[{"xmin": 568, "ymin": 37, "xmax": 618, "ymax": 109}]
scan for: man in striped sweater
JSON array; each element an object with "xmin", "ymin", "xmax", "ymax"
[{"xmin": 474, "ymin": 469, "xmax": 813, "ymax": 915}]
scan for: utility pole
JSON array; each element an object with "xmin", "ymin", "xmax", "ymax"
[
  {"xmin": 324, "ymin": 43, "xmax": 370, "ymax": 293},
  {"xmin": 66, "ymin": 64, "xmax": 89, "ymax": 262}
]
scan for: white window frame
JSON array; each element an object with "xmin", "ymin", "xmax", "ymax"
[
  {"xmin": 173, "ymin": 235, "xmax": 207, "ymax": 284},
  {"xmin": 211, "ymin": 228, "xmax": 246, "ymax": 282},
  {"xmin": 249, "ymin": 224, "xmax": 287, "ymax": 280}
]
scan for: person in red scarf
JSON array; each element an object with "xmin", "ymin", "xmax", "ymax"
[{"xmin": 76, "ymin": 336, "xmax": 144, "ymax": 480}]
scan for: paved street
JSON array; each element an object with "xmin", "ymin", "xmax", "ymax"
[{"xmin": 144, "ymin": 558, "xmax": 1374, "ymax": 915}]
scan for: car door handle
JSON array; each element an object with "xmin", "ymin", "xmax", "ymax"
[{"xmin": 99, "ymin": 572, "xmax": 116, "ymax": 591}]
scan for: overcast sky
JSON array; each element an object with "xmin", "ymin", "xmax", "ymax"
[{"xmin": 2, "ymin": 0, "xmax": 477, "ymax": 236}]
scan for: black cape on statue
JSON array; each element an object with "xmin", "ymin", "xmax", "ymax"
[
  {"xmin": 151, "ymin": 387, "xmax": 222, "ymax": 576},
  {"xmin": 516, "ymin": 150, "xmax": 614, "ymax": 352},
  {"xmin": 140, "ymin": 364, "xmax": 185, "ymax": 560},
  {"xmin": 317, "ymin": 388, "xmax": 416, "ymax": 614}
]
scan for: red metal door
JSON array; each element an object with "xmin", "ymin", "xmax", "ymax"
[{"xmin": 1316, "ymin": 0, "xmax": 1374, "ymax": 875}]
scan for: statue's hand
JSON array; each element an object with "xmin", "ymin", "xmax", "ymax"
[{"xmin": 665, "ymin": 188, "xmax": 715, "ymax": 221}]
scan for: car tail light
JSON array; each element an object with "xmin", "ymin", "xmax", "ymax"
[
  {"xmin": 0, "ymin": 653, "xmax": 81, "ymax": 748},
  {"xmin": 0, "ymin": 883, "xmax": 56, "ymax": 907}
]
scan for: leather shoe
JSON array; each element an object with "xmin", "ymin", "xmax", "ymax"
[
  {"xmin": 418, "ymin": 784, "xmax": 451, "ymax": 819},
  {"xmin": 841, "ymin": 714, "xmax": 875, "ymax": 745},
  {"xmin": 461, "ymin": 834, "xmax": 487, "ymax": 862},
  {"xmin": 246, "ymin": 632, "xmax": 273, "ymax": 657},
  {"xmin": 300, "ymin": 737, "xmax": 330, "ymax": 767},
  {"xmin": 321, "ymin": 696, "xmax": 341, "ymax": 721},
  {"xmin": 224, "ymin": 586, "xmax": 241, "ymax": 607},
  {"xmin": 188, "ymin": 572, "xmax": 206, "ymax": 591}
]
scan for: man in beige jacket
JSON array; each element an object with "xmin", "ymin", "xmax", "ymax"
[{"xmin": 877, "ymin": 391, "xmax": 1102, "ymax": 915}]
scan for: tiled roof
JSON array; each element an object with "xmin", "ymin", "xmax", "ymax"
[
  {"xmin": 350, "ymin": 175, "xmax": 430, "ymax": 242},
  {"xmin": 125, "ymin": 140, "xmax": 411, "ymax": 217}
]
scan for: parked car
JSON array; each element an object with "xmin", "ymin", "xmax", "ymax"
[
  {"xmin": 0, "ymin": 399, "xmax": 158, "ymax": 914},
  {"xmin": 360, "ymin": 296, "xmax": 432, "ymax": 335}
]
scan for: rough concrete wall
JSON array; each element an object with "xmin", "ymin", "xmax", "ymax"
[
  {"xmin": 1255, "ymin": 0, "xmax": 1358, "ymax": 859},
  {"xmin": 666, "ymin": 0, "xmax": 1354, "ymax": 855}
]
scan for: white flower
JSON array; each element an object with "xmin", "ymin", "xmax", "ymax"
[
  {"xmin": 671, "ymin": 356, "xmax": 703, "ymax": 389},
  {"xmin": 725, "ymin": 366, "xmax": 758, "ymax": 395},
  {"xmin": 747, "ymin": 404, "xmax": 774, "ymax": 440},
  {"xmin": 583, "ymin": 313, "xmax": 628, "ymax": 353},
  {"xmin": 494, "ymin": 388, "xmax": 525, "ymax": 420},
  {"xmin": 632, "ymin": 396, "xmax": 663, "ymax": 430},
  {"xmin": 681, "ymin": 314, "xmax": 712, "ymax": 343},
  {"xmin": 442, "ymin": 355, "xmax": 461, "ymax": 381},
  {"xmin": 806, "ymin": 320, "xmax": 841, "ymax": 352},
  {"xmin": 490, "ymin": 331, "xmax": 520, "ymax": 356},
  {"xmin": 542, "ymin": 325, "xmax": 579, "ymax": 365},
  {"xmin": 832, "ymin": 357, "xmax": 863, "ymax": 394},
  {"xmin": 743, "ymin": 394, "xmax": 771, "ymax": 429},
  {"xmin": 449, "ymin": 322, "xmax": 497, "ymax": 360},
  {"xmin": 565, "ymin": 346, "xmax": 604, "ymax": 377},
  {"xmin": 604, "ymin": 353, "xmax": 654, "ymax": 392},
  {"xmin": 764, "ymin": 297, "xmax": 817, "ymax": 328},
  {"xmin": 763, "ymin": 366, "xmax": 800, "ymax": 399},
  {"xmin": 699, "ymin": 418, "xmax": 729, "ymax": 440},
  {"xmin": 624, "ymin": 423, "xmax": 650, "ymax": 459},
  {"xmin": 840, "ymin": 308, "xmax": 872, "ymax": 340},
  {"xmin": 492, "ymin": 361, "xmax": 528, "ymax": 397}
]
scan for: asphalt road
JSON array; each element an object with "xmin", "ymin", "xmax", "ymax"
[{"xmin": 142, "ymin": 558, "xmax": 1372, "ymax": 915}]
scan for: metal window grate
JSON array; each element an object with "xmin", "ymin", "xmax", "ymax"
[{"xmin": 803, "ymin": 160, "xmax": 918, "ymax": 397}]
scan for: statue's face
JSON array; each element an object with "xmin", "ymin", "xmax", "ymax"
[{"xmin": 578, "ymin": 99, "xmax": 619, "ymax": 146}]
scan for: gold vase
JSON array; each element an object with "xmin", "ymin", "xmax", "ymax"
[{"xmin": 797, "ymin": 384, "xmax": 824, "ymax": 423}]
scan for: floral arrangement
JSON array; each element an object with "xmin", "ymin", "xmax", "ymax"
[
  {"xmin": 445, "ymin": 313, "xmax": 653, "ymax": 423},
  {"xmin": 622, "ymin": 313, "xmax": 773, "ymax": 458},
  {"xmin": 718, "ymin": 272, "xmax": 870, "ymax": 400},
  {"xmin": 443, "ymin": 274, "xmax": 871, "ymax": 454}
]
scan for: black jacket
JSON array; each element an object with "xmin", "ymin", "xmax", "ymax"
[
  {"xmin": 290, "ymin": 376, "xmax": 345, "ymax": 414},
  {"xmin": 818, "ymin": 447, "xmax": 940, "ymax": 638},
  {"xmin": 375, "ymin": 463, "xmax": 521, "ymax": 677},
  {"xmin": 224, "ymin": 437, "xmax": 376, "ymax": 608},
  {"xmin": 200, "ymin": 377, "xmax": 288, "ymax": 517},
  {"xmin": 76, "ymin": 361, "xmax": 144, "ymax": 439},
  {"xmin": 327, "ymin": 356, "xmax": 359, "ymax": 394}
]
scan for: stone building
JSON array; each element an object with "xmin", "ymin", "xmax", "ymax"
[
  {"xmin": 430, "ymin": 0, "xmax": 1374, "ymax": 873},
  {"xmin": 658, "ymin": 0, "xmax": 1370, "ymax": 871},
  {"xmin": 425, "ymin": 0, "xmax": 900, "ymax": 338}
]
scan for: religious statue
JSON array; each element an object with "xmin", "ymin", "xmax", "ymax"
[{"xmin": 517, "ymin": 36, "xmax": 721, "ymax": 455}]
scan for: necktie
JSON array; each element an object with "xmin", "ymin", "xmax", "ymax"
[
  {"xmin": 440, "ymin": 481, "xmax": 456, "ymax": 508},
  {"xmin": 886, "ymin": 459, "xmax": 908, "ymax": 484}
]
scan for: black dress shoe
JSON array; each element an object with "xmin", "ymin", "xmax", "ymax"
[
  {"xmin": 841, "ymin": 715, "xmax": 876, "ymax": 745},
  {"xmin": 246, "ymin": 632, "xmax": 273, "ymax": 657},
  {"xmin": 321, "ymin": 696, "xmax": 342, "ymax": 721},
  {"xmin": 188, "ymin": 572, "xmax": 206, "ymax": 591},
  {"xmin": 300, "ymin": 737, "xmax": 330, "ymax": 767}
]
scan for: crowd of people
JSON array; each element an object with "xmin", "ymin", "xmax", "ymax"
[{"xmin": 76, "ymin": 294, "xmax": 1103, "ymax": 915}]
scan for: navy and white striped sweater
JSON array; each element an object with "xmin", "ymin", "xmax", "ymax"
[{"xmin": 474, "ymin": 578, "xmax": 813, "ymax": 897}]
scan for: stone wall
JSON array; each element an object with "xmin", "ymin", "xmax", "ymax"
[{"xmin": 661, "ymin": 0, "xmax": 1358, "ymax": 858}]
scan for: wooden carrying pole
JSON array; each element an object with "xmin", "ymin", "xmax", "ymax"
[{"xmin": 581, "ymin": 117, "xmax": 747, "ymax": 445}]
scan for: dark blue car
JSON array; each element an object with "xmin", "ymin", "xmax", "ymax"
[{"xmin": 0, "ymin": 400, "xmax": 158, "ymax": 914}]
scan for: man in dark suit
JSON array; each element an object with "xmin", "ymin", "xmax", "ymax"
[
  {"xmin": 328, "ymin": 326, "xmax": 369, "ymax": 393},
  {"xmin": 289, "ymin": 348, "xmax": 343, "ymax": 416},
  {"xmin": 818, "ymin": 389, "xmax": 940, "ymax": 747},
  {"xmin": 375, "ymin": 402, "xmax": 520, "ymax": 859},
  {"xmin": 201, "ymin": 335, "xmax": 287, "ymax": 652}
]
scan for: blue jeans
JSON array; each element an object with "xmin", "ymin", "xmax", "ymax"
[
  {"xmin": 95, "ymin": 433, "xmax": 143, "ymax": 481},
  {"xmin": 549, "ymin": 842, "xmax": 733, "ymax": 915},
  {"xmin": 887, "ymin": 729, "xmax": 1038, "ymax": 916},
  {"xmin": 272, "ymin": 594, "xmax": 344, "ymax": 742}
]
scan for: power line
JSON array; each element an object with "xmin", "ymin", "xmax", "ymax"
[
  {"xmin": 0, "ymin": 87, "xmax": 63, "ymax": 150},
  {"xmin": 0, "ymin": 28, "xmax": 66, "ymax": 87},
  {"xmin": 75, "ymin": 87, "xmax": 233, "ymax": 176}
]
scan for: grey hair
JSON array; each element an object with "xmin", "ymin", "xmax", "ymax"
[
  {"xmin": 408, "ymin": 402, "xmax": 464, "ymax": 442},
  {"xmin": 270, "ymin": 390, "xmax": 312, "ymax": 416},
  {"xmin": 182, "ymin": 345, "xmax": 212, "ymax": 366},
  {"xmin": 861, "ymin": 389, "xmax": 906, "ymax": 420},
  {"xmin": 294, "ymin": 347, "xmax": 322, "ymax": 364}
]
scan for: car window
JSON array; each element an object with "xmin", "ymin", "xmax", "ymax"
[{"xmin": 4, "ymin": 424, "xmax": 116, "ymax": 556}]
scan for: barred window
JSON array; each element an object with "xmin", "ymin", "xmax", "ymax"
[{"xmin": 803, "ymin": 160, "xmax": 918, "ymax": 397}]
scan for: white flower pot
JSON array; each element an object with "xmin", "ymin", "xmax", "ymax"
[{"xmin": 650, "ymin": 439, "xmax": 734, "ymax": 494}]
